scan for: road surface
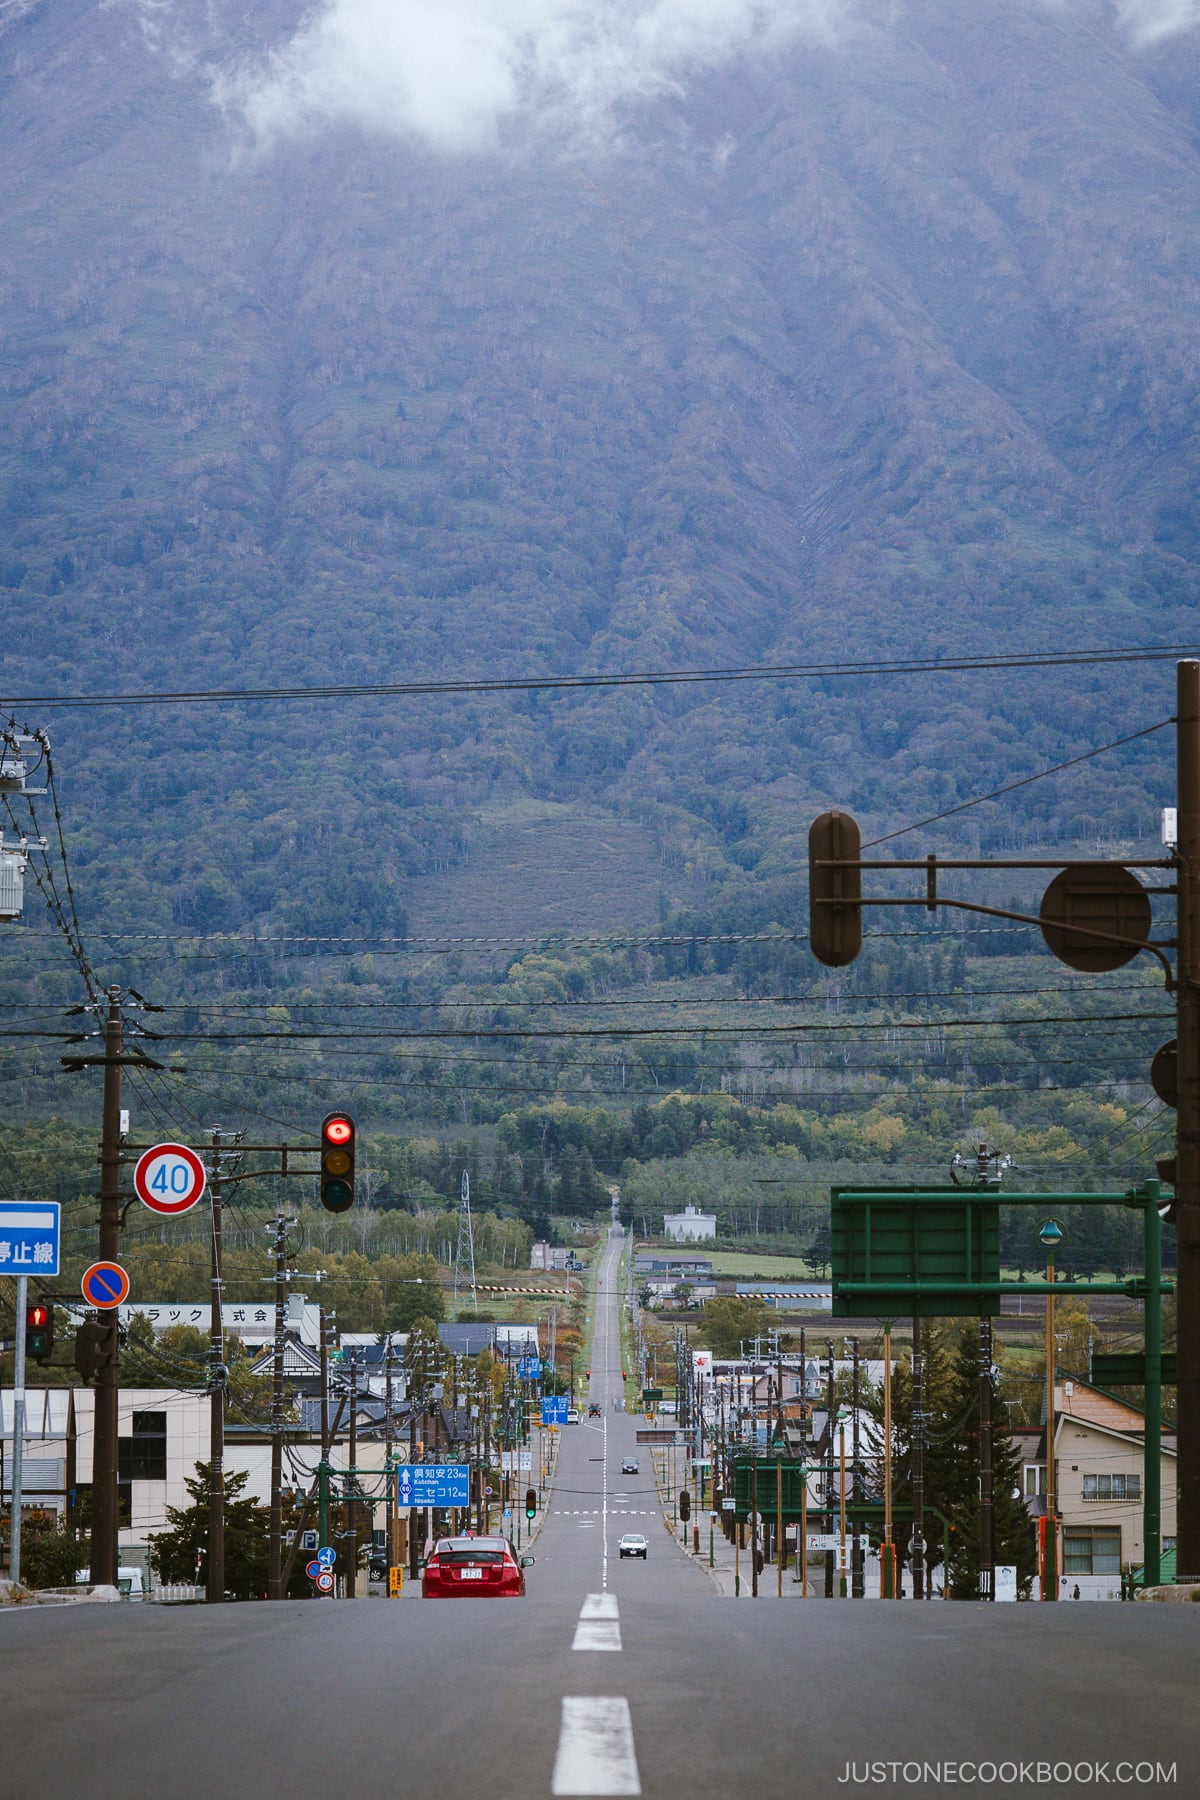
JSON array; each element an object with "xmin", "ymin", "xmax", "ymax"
[{"xmin": 3, "ymin": 1227, "xmax": 1197, "ymax": 1798}]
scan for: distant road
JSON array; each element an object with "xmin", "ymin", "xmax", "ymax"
[{"xmin": 3, "ymin": 1225, "xmax": 1197, "ymax": 1798}]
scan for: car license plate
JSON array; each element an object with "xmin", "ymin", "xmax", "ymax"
[{"xmin": 459, "ymin": 1567, "xmax": 483, "ymax": 1579}]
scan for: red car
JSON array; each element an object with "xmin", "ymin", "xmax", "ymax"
[{"xmin": 421, "ymin": 1536, "xmax": 534, "ymax": 1598}]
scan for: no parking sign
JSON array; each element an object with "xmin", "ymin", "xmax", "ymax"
[{"xmin": 134, "ymin": 1143, "xmax": 207, "ymax": 1216}]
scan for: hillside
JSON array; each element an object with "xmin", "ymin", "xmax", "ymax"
[{"xmin": 0, "ymin": 0, "xmax": 1195, "ymax": 1173}]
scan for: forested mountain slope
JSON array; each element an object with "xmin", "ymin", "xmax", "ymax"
[{"xmin": 1, "ymin": 0, "xmax": 1197, "ymax": 992}]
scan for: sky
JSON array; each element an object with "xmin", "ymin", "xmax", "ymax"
[{"xmin": 204, "ymin": 1, "xmax": 1200, "ymax": 153}]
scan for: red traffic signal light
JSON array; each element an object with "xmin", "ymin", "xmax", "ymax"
[
  {"xmin": 26, "ymin": 1300, "xmax": 53, "ymax": 1364},
  {"xmin": 320, "ymin": 1112, "xmax": 356, "ymax": 1213},
  {"xmin": 525, "ymin": 1487, "xmax": 537, "ymax": 1521}
]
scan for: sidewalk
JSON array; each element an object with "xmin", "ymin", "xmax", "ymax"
[{"xmin": 648, "ymin": 1443, "xmax": 819, "ymax": 1598}]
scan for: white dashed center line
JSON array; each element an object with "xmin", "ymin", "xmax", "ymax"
[
  {"xmin": 551, "ymin": 1697, "xmax": 641, "ymax": 1796},
  {"xmin": 572, "ymin": 1592, "xmax": 622, "ymax": 1651}
]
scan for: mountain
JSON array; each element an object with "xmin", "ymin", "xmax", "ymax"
[{"xmin": 1, "ymin": 0, "xmax": 1196, "ymax": 1031}]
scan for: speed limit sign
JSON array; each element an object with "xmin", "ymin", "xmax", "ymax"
[{"xmin": 133, "ymin": 1143, "xmax": 207, "ymax": 1216}]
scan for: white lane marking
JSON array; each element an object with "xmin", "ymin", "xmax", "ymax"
[
  {"xmin": 572, "ymin": 1618, "xmax": 623, "ymax": 1651},
  {"xmin": 581, "ymin": 1593, "xmax": 619, "ymax": 1618},
  {"xmin": 552, "ymin": 1698, "xmax": 641, "ymax": 1796}
]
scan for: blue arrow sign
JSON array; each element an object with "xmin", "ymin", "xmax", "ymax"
[
  {"xmin": 0, "ymin": 1201, "xmax": 60, "ymax": 1279},
  {"xmin": 317, "ymin": 1546, "xmax": 335, "ymax": 1568},
  {"xmin": 394, "ymin": 1464, "xmax": 470, "ymax": 1508},
  {"xmin": 518, "ymin": 1356, "xmax": 542, "ymax": 1379},
  {"xmin": 541, "ymin": 1396, "xmax": 569, "ymax": 1426}
]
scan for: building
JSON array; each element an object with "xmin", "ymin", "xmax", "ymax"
[
  {"xmin": 663, "ymin": 1205, "xmax": 716, "ymax": 1243},
  {"xmin": 1012, "ymin": 1379, "xmax": 1177, "ymax": 1599},
  {"xmin": 1, "ymin": 1385, "xmax": 358, "ymax": 1584}
]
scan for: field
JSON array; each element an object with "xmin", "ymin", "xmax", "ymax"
[{"xmin": 696, "ymin": 1251, "xmax": 819, "ymax": 1281}]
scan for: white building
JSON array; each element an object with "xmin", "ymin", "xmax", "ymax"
[
  {"xmin": 663, "ymin": 1205, "xmax": 716, "ymax": 1243},
  {"xmin": 1, "ymin": 1386, "xmax": 355, "ymax": 1581}
]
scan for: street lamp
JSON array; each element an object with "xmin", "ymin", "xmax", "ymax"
[{"xmin": 1038, "ymin": 1218, "xmax": 1065, "ymax": 1601}]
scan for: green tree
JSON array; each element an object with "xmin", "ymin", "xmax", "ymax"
[
  {"xmin": 148, "ymin": 1464, "xmax": 308, "ymax": 1599},
  {"xmin": 11, "ymin": 1516, "xmax": 87, "ymax": 1590},
  {"xmin": 937, "ymin": 1322, "xmax": 1037, "ymax": 1600},
  {"xmin": 696, "ymin": 1296, "xmax": 770, "ymax": 1358}
]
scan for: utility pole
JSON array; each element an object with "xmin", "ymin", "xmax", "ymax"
[
  {"xmin": 824, "ymin": 1339, "xmax": 835, "ymax": 1598},
  {"xmin": 90, "ymin": 987, "xmax": 124, "ymax": 1588},
  {"xmin": 347, "ymin": 1346, "xmax": 359, "ymax": 1599},
  {"xmin": 10, "ymin": 1275, "xmax": 28, "ymax": 1585},
  {"xmin": 385, "ymin": 1334, "xmax": 397, "ymax": 1584},
  {"xmin": 206, "ymin": 1129, "xmax": 226, "ymax": 1604},
  {"xmin": 883, "ymin": 1326, "xmax": 894, "ymax": 1599},
  {"xmin": 318, "ymin": 1304, "xmax": 331, "ymax": 1561},
  {"xmin": 911, "ymin": 1317, "xmax": 925, "ymax": 1601},
  {"xmin": 851, "ymin": 1338, "xmax": 864, "ymax": 1599},
  {"xmin": 1177, "ymin": 659, "xmax": 1200, "ymax": 1581},
  {"xmin": 979, "ymin": 1317, "xmax": 994, "ymax": 1601},
  {"xmin": 267, "ymin": 1211, "xmax": 295, "ymax": 1600}
]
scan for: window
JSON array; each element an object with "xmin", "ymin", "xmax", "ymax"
[
  {"xmin": 1081, "ymin": 1473, "xmax": 1141, "ymax": 1502},
  {"xmin": 1063, "ymin": 1527, "xmax": 1121, "ymax": 1575},
  {"xmin": 118, "ymin": 1411, "xmax": 167, "ymax": 1482},
  {"xmin": 1024, "ymin": 1465, "xmax": 1044, "ymax": 1497}
]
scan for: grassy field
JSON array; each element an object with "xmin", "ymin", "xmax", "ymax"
[{"xmin": 700, "ymin": 1251, "xmax": 819, "ymax": 1281}]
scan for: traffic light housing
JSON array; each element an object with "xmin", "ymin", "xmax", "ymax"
[
  {"xmin": 808, "ymin": 809, "xmax": 863, "ymax": 967},
  {"xmin": 74, "ymin": 1318, "xmax": 116, "ymax": 1383},
  {"xmin": 679, "ymin": 1489, "xmax": 691, "ymax": 1523},
  {"xmin": 26, "ymin": 1300, "xmax": 53, "ymax": 1364},
  {"xmin": 320, "ymin": 1111, "xmax": 356, "ymax": 1213},
  {"xmin": 525, "ymin": 1487, "xmax": 537, "ymax": 1522}
]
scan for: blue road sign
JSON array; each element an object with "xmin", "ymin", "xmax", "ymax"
[
  {"xmin": 305, "ymin": 1561, "xmax": 321, "ymax": 1580},
  {"xmin": 541, "ymin": 1396, "xmax": 569, "ymax": 1426},
  {"xmin": 317, "ymin": 1546, "xmax": 335, "ymax": 1568},
  {"xmin": 518, "ymin": 1356, "xmax": 542, "ymax": 1379},
  {"xmin": 0, "ymin": 1201, "xmax": 60, "ymax": 1278},
  {"xmin": 394, "ymin": 1464, "xmax": 470, "ymax": 1509}
]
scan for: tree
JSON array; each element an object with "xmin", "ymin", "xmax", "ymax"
[
  {"xmin": 936, "ymin": 1322, "xmax": 1037, "ymax": 1600},
  {"xmin": 696, "ymin": 1296, "xmax": 770, "ymax": 1358},
  {"xmin": 11, "ymin": 1515, "xmax": 87, "ymax": 1590},
  {"xmin": 148, "ymin": 1464, "xmax": 309, "ymax": 1600}
]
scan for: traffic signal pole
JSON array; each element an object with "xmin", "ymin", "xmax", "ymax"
[
  {"xmin": 10, "ymin": 1275, "xmax": 28, "ymax": 1584},
  {"xmin": 206, "ymin": 1131, "xmax": 225, "ymax": 1603},
  {"xmin": 90, "ymin": 988, "xmax": 123, "ymax": 1588},
  {"xmin": 1176, "ymin": 661, "xmax": 1200, "ymax": 1581}
]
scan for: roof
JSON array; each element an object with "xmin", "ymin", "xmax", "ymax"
[
  {"xmin": 438, "ymin": 1322, "xmax": 497, "ymax": 1356},
  {"xmin": 1056, "ymin": 1380, "xmax": 1153, "ymax": 1433}
]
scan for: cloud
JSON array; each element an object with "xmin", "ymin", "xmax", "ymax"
[
  {"xmin": 215, "ymin": 0, "xmax": 851, "ymax": 154},
  {"xmin": 1114, "ymin": 0, "xmax": 1200, "ymax": 42}
]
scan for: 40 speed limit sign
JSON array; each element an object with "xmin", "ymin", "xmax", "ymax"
[{"xmin": 133, "ymin": 1142, "xmax": 207, "ymax": 1216}]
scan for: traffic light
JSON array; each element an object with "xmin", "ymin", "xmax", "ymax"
[
  {"xmin": 25, "ymin": 1300, "xmax": 53, "ymax": 1364},
  {"xmin": 320, "ymin": 1111, "xmax": 356, "ymax": 1213},
  {"xmin": 525, "ymin": 1487, "xmax": 537, "ymax": 1521},
  {"xmin": 808, "ymin": 809, "xmax": 862, "ymax": 968},
  {"xmin": 74, "ymin": 1318, "xmax": 116, "ymax": 1383},
  {"xmin": 679, "ymin": 1489, "xmax": 691, "ymax": 1523}
]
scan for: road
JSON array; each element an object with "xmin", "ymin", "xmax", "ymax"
[{"xmin": 4, "ymin": 1226, "xmax": 1198, "ymax": 1798}]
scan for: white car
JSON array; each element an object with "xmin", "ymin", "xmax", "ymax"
[{"xmin": 618, "ymin": 1533, "xmax": 648, "ymax": 1559}]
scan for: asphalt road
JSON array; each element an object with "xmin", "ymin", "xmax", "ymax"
[{"xmin": 4, "ymin": 1226, "xmax": 1198, "ymax": 1800}]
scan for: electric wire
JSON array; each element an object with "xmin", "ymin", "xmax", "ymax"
[{"xmin": 5, "ymin": 640, "xmax": 1197, "ymax": 710}]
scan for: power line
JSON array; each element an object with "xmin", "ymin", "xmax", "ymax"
[
  {"xmin": 860, "ymin": 719, "xmax": 1173, "ymax": 850},
  {"xmin": 4, "ymin": 641, "xmax": 1196, "ymax": 711}
]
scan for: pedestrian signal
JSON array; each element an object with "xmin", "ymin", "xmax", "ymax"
[{"xmin": 26, "ymin": 1300, "xmax": 53, "ymax": 1364}]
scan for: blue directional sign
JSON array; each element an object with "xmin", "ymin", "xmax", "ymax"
[
  {"xmin": 317, "ymin": 1546, "xmax": 335, "ymax": 1568},
  {"xmin": 395, "ymin": 1464, "xmax": 471, "ymax": 1509},
  {"xmin": 541, "ymin": 1396, "xmax": 569, "ymax": 1426},
  {"xmin": 518, "ymin": 1356, "xmax": 542, "ymax": 1380},
  {"xmin": 0, "ymin": 1201, "xmax": 60, "ymax": 1278}
]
